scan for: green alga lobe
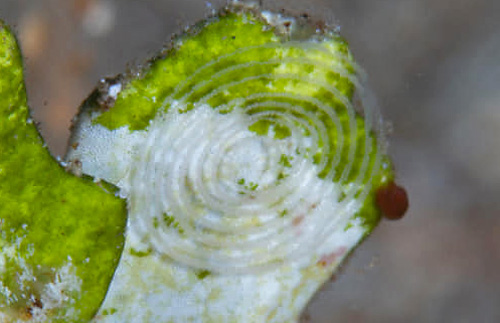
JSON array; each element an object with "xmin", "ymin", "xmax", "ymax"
[
  {"xmin": 94, "ymin": 11, "xmax": 391, "ymax": 232},
  {"xmin": 95, "ymin": 13, "xmax": 278, "ymax": 130},
  {"xmin": 0, "ymin": 21, "xmax": 126, "ymax": 321}
]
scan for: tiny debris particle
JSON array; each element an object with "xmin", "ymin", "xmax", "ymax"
[
  {"xmin": 292, "ymin": 215, "xmax": 305, "ymax": 226},
  {"xmin": 108, "ymin": 83, "xmax": 122, "ymax": 100},
  {"xmin": 66, "ymin": 159, "xmax": 83, "ymax": 177},
  {"xmin": 26, "ymin": 298, "xmax": 43, "ymax": 316}
]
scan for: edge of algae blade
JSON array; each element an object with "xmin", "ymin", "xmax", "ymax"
[{"xmin": 0, "ymin": 20, "xmax": 127, "ymax": 322}]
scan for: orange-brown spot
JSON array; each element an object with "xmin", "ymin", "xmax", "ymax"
[
  {"xmin": 317, "ymin": 247, "xmax": 347, "ymax": 267},
  {"xmin": 292, "ymin": 215, "xmax": 305, "ymax": 226}
]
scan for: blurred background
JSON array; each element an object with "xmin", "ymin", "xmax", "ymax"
[{"xmin": 1, "ymin": 0, "xmax": 499, "ymax": 322}]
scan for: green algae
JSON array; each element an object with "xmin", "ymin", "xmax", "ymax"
[
  {"xmin": 195, "ymin": 269, "xmax": 212, "ymax": 280},
  {"xmin": 0, "ymin": 21, "xmax": 127, "ymax": 321},
  {"xmin": 94, "ymin": 13, "xmax": 277, "ymax": 130},
  {"xmin": 129, "ymin": 248, "xmax": 153, "ymax": 258},
  {"xmin": 162, "ymin": 213, "xmax": 185, "ymax": 234}
]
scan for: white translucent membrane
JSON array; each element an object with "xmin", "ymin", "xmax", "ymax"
[{"xmin": 127, "ymin": 39, "xmax": 383, "ymax": 273}]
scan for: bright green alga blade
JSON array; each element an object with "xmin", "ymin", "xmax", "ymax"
[{"xmin": 0, "ymin": 21, "xmax": 127, "ymax": 322}]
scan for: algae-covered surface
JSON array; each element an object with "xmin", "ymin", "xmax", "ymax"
[{"xmin": 0, "ymin": 21, "xmax": 127, "ymax": 322}]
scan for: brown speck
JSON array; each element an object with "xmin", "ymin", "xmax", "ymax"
[
  {"xmin": 317, "ymin": 247, "xmax": 347, "ymax": 267},
  {"xmin": 292, "ymin": 215, "xmax": 305, "ymax": 226},
  {"xmin": 318, "ymin": 253, "xmax": 336, "ymax": 267},
  {"xmin": 96, "ymin": 77, "xmax": 122, "ymax": 111},
  {"xmin": 375, "ymin": 181, "xmax": 409, "ymax": 220},
  {"xmin": 26, "ymin": 298, "xmax": 43, "ymax": 316},
  {"xmin": 66, "ymin": 159, "xmax": 83, "ymax": 177},
  {"xmin": 315, "ymin": 20, "xmax": 327, "ymax": 33},
  {"xmin": 71, "ymin": 142, "xmax": 79, "ymax": 150}
]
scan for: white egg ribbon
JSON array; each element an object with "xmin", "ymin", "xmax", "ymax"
[{"xmin": 127, "ymin": 40, "xmax": 384, "ymax": 273}]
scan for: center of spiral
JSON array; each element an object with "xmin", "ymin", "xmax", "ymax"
[{"xmin": 220, "ymin": 138, "xmax": 267, "ymax": 188}]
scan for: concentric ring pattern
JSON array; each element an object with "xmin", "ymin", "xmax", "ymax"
[{"xmin": 126, "ymin": 35, "xmax": 384, "ymax": 273}]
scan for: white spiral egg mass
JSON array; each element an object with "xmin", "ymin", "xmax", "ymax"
[
  {"xmin": 68, "ymin": 38, "xmax": 383, "ymax": 275},
  {"xmin": 118, "ymin": 40, "xmax": 382, "ymax": 273}
]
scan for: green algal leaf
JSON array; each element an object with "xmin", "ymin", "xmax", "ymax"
[{"xmin": 0, "ymin": 21, "xmax": 127, "ymax": 322}]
